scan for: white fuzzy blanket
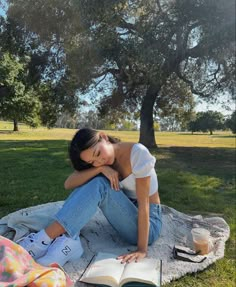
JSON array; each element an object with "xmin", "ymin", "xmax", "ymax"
[{"xmin": 0, "ymin": 202, "xmax": 230, "ymax": 286}]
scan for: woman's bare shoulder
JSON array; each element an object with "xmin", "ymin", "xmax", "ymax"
[
  {"xmin": 113, "ymin": 142, "xmax": 135, "ymax": 177},
  {"xmin": 118, "ymin": 142, "xmax": 136, "ymax": 158},
  {"xmin": 119, "ymin": 142, "xmax": 136, "ymax": 150}
]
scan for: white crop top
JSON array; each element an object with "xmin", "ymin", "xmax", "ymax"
[{"xmin": 119, "ymin": 143, "xmax": 158, "ymax": 199}]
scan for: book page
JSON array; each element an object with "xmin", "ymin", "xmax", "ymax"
[
  {"xmin": 120, "ymin": 258, "xmax": 161, "ymax": 287},
  {"xmin": 80, "ymin": 252, "xmax": 125, "ymax": 287}
]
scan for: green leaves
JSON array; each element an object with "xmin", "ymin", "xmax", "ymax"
[
  {"xmin": 188, "ymin": 111, "xmax": 225, "ymax": 134},
  {"xmin": 225, "ymin": 111, "xmax": 236, "ymax": 134},
  {"xmin": 0, "ymin": 52, "xmax": 42, "ymax": 129}
]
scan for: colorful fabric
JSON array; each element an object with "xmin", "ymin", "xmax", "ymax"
[{"xmin": 0, "ymin": 235, "xmax": 73, "ymax": 287}]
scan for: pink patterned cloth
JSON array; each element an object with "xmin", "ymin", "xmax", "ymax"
[{"xmin": 0, "ymin": 235, "xmax": 73, "ymax": 287}]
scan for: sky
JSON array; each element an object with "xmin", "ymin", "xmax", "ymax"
[
  {"xmin": 194, "ymin": 94, "xmax": 235, "ymax": 116},
  {"xmin": 0, "ymin": 4, "xmax": 6, "ymax": 17}
]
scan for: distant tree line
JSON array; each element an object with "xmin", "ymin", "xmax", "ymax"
[
  {"xmin": 53, "ymin": 108, "xmax": 235, "ymax": 135},
  {"xmin": 187, "ymin": 111, "xmax": 235, "ymax": 135},
  {"xmin": 225, "ymin": 111, "xmax": 236, "ymax": 134},
  {"xmin": 54, "ymin": 109, "xmax": 139, "ymax": 131}
]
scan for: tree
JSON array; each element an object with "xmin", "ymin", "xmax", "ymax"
[
  {"xmin": 0, "ymin": 16, "xmax": 43, "ymax": 130},
  {"xmin": 6, "ymin": 0, "xmax": 235, "ymax": 146},
  {"xmin": 199, "ymin": 111, "xmax": 225, "ymax": 135},
  {"xmin": 0, "ymin": 52, "xmax": 41, "ymax": 131},
  {"xmin": 187, "ymin": 118, "xmax": 199, "ymax": 134},
  {"xmin": 187, "ymin": 111, "xmax": 224, "ymax": 135},
  {"xmin": 0, "ymin": 16, "xmax": 79, "ymax": 130},
  {"xmin": 225, "ymin": 111, "xmax": 236, "ymax": 134}
]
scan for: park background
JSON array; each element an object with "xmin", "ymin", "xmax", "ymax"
[{"xmin": 0, "ymin": 0, "xmax": 235, "ymax": 286}]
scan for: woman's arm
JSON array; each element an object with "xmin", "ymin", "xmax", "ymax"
[
  {"xmin": 64, "ymin": 167, "xmax": 102, "ymax": 189},
  {"xmin": 64, "ymin": 165, "xmax": 120, "ymax": 190},
  {"xmin": 118, "ymin": 176, "xmax": 151, "ymax": 263},
  {"xmin": 136, "ymin": 176, "xmax": 150, "ymax": 253}
]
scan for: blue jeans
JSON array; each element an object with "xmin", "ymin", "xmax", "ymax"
[{"xmin": 55, "ymin": 176, "xmax": 162, "ymax": 245}]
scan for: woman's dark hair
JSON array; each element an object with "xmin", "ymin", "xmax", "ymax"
[{"xmin": 69, "ymin": 128, "xmax": 120, "ymax": 171}]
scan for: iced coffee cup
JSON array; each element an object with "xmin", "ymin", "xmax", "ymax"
[{"xmin": 191, "ymin": 228, "xmax": 210, "ymax": 255}]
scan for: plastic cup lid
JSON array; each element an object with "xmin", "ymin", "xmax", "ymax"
[{"xmin": 191, "ymin": 228, "xmax": 210, "ymax": 236}]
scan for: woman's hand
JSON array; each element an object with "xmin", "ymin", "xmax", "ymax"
[
  {"xmin": 117, "ymin": 250, "xmax": 147, "ymax": 263},
  {"xmin": 100, "ymin": 166, "xmax": 120, "ymax": 190}
]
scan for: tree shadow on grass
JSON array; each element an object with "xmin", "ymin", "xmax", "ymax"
[
  {"xmin": 154, "ymin": 146, "xmax": 235, "ymax": 180},
  {"xmin": 177, "ymin": 133, "xmax": 213, "ymax": 136},
  {"xmin": 0, "ymin": 130, "xmax": 15, "ymax": 134},
  {"xmin": 211, "ymin": 135, "xmax": 236, "ymax": 138},
  {"xmin": 150, "ymin": 146, "xmax": 235, "ymax": 228},
  {"xmin": 1, "ymin": 139, "xmax": 235, "ymax": 182},
  {"xmin": 177, "ymin": 133, "xmax": 235, "ymax": 138}
]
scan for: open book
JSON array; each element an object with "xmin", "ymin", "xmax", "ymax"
[{"xmin": 79, "ymin": 252, "xmax": 162, "ymax": 287}]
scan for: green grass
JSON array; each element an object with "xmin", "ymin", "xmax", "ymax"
[{"xmin": 0, "ymin": 121, "xmax": 235, "ymax": 286}]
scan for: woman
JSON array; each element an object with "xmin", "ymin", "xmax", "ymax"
[{"xmin": 19, "ymin": 128, "xmax": 162, "ymax": 266}]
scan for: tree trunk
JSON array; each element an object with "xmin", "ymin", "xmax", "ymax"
[
  {"xmin": 139, "ymin": 85, "xmax": 159, "ymax": 148},
  {"xmin": 13, "ymin": 119, "xmax": 19, "ymax": 131}
]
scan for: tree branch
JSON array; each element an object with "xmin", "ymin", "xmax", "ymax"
[
  {"xmin": 93, "ymin": 73, "xmax": 107, "ymax": 88},
  {"xmin": 183, "ymin": 22, "xmax": 200, "ymax": 49},
  {"xmin": 176, "ymin": 66, "xmax": 210, "ymax": 98},
  {"xmin": 210, "ymin": 64, "xmax": 222, "ymax": 88},
  {"xmin": 92, "ymin": 68, "xmax": 119, "ymax": 79},
  {"xmin": 156, "ymin": 0, "xmax": 162, "ymax": 12},
  {"xmin": 186, "ymin": 41, "xmax": 208, "ymax": 58},
  {"xmin": 175, "ymin": 22, "xmax": 200, "ymax": 61},
  {"xmin": 117, "ymin": 18, "xmax": 136, "ymax": 34}
]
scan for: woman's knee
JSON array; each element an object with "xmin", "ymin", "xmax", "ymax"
[
  {"xmin": 90, "ymin": 175, "xmax": 109, "ymax": 185},
  {"xmin": 85, "ymin": 175, "xmax": 110, "ymax": 188},
  {"xmin": 73, "ymin": 175, "xmax": 109, "ymax": 192},
  {"xmin": 122, "ymin": 234, "xmax": 138, "ymax": 245}
]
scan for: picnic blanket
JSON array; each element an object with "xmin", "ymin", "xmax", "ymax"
[{"xmin": 0, "ymin": 202, "xmax": 230, "ymax": 286}]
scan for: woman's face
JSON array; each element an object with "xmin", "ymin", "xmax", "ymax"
[{"xmin": 80, "ymin": 138, "xmax": 115, "ymax": 167}]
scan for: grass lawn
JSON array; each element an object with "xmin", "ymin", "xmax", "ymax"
[{"xmin": 0, "ymin": 121, "xmax": 235, "ymax": 286}]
